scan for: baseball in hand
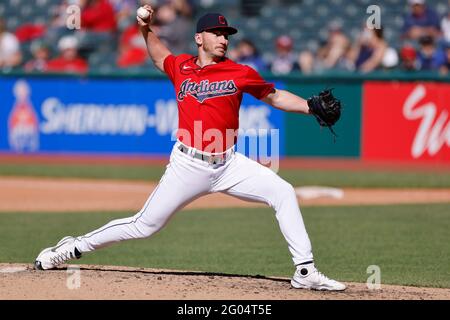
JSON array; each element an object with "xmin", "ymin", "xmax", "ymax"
[{"xmin": 137, "ymin": 7, "xmax": 150, "ymax": 19}]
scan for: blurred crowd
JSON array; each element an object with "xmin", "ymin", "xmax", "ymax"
[
  {"xmin": 0, "ymin": 0, "xmax": 194, "ymax": 73},
  {"xmin": 0, "ymin": 0, "xmax": 449, "ymax": 75},
  {"xmin": 230, "ymin": 0, "xmax": 450, "ymax": 75}
]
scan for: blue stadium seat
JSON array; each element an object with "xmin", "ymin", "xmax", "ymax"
[
  {"xmin": 88, "ymin": 51, "xmax": 117, "ymax": 72},
  {"xmin": 258, "ymin": 28, "xmax": 274, "ymax": 42},
  {"xmin": 436, "ymin": 3, "xmax": 448, "ymax": 16},
  {"xmin": 35, "ymin": 0, "xmax": 48, "ymax": 7},
  {"xmin": 288, "ymin": 29, "xmax": 302, "ymax": 41},
  {"xmin": 302, "ymin": 0, "xmax": 316, "ymax": 7},
  {"xmin": 287, "ymin": 5, "xmax": 302, "ymax": 18},
  {"xmin": 6, "ymin": 17, "xmax": 19, "ymax": 31},
  {"xmin": 19, "ymin": 6, "xmax": 34, "ymax": 19},
  {"xmin": 9, "ymin": 0, "xmax": 22, "ymax": 9},
  {"xmin": 316, "ymin": 4, "xmax": 330, "ymax": 17},
  {"xmin": 245, "ymin": 17, "xmax": 260, "ymax": 30}
]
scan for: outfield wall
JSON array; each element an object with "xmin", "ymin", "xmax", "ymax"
[{"xmin": 0, "ymin": 72, "xmax": 448, "ymax": 164}]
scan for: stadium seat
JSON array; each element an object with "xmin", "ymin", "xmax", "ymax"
[
  {"xmin": 9, "ymin": 0, "xmax": 22, "ymax": 9},
  {"xmin": 287, "ymin": 6, "xmax": 302, "ymax": 18},
  {"xmin": 242, "ymin": 17, "xmax": 257, "ymax": 32},
  {"xmin": 88, "ymin": 51, "xmax": 117, "ymax": 72},
  {"xmin": 288, "ymin": 29, "xmax": 302, "ymax": 41},
  {"xmin": 6, "ymin": 17, "xmax": 20, "ymax": 31}
]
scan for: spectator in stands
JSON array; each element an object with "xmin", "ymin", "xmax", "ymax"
[
  {"xmin": 416, "ymin": 35, "xmax": 446, "ymax": 70},
  {"xmin": 269, "ymin": 35, "xmax": 299, "ymax": 75},
  {"xmin": 171, "ymin": 0, "xmax": 194, "ymax": 19},
  {"xmin": 316, "ymin": 21, "xmax": 351, "ymax": 71},
  {"xmin": 346, "ymin": 26, "xmax": 388, "ymax": 73},
  {"xmin": 76, "ymin": 0, "xmax": 118, "ymax": 54},
  {"xmin": 297, "ymin": 50, "xmax": 314, "ymax": 74},
  {"xmin": 381, "ymin": 47, "xmax": 399, "ymax": 71},
  {"xmin": 440, "ymin": 2, "xmax": 450, "ymax": 43},
  {"xmin": 228, "ymin": 39, "xmax": 267, "ymax": 71},
  {"xmin": 116, "ymin": 23, "xmax": 148, "ymax": 68},
  {"xmin": 46, "ymin": 35, "xmax": 88, "ymax": 73},
  {"xmin": 109, "ymin": 0, "xmax": 137, "ymax": 31},
  {"xmin": 399, "ymin": 44, "xmax": 419, "ymax": 71},
  {"xmin": 14, "ymin": 23, "xmax": 47, "ymax": 43},
  {"xmin": 24, "ymin": 40, "xmax": 50, "ymax": 72},
  {"xmin": 297, "ymin": 21, "xmax": 350, "ymax": 74},
  {"xmin": 46, "ymin": 0, "xmax": 76, "ymax": 47},
  {"xmin": 402, "ymin": 0, "xmax": 441, "ymax": 41},
  {"xmin": 438, "ymin": 42, "xmax": 450, "ymax": 75},
  {"xmin": 151, "ymin": 1, "xmax": 192, "ymax": 55},
  {"xmin": 0, "ymin": 18, "xmax": 22, "ymax": 70},
  {"xmin": 417, "ymin": 36, "xmax": 445, "ymax": 71},
  {"xmin": 80, "ymin": 0, "xmax": 117, "ymax": 32}
]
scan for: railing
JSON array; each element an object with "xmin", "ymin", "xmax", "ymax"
[{"xmin": 1, "ymin": 70, "xmax": 450, "ymax": 82}]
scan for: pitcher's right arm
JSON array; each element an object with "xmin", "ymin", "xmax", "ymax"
[{"xmin": 136, "ymin": 5, "xmax": 172, "ymax": 72}]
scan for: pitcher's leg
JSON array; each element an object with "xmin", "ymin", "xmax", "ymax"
[
  {"xmin": 34, "ymin": 146, "xmax": 213, "ymax": 270},
  {"xmin": 75, "ymin": 160, "xmax": 210, "ymax": 253},
  {"xmin": 216, "ymin": 153, "xmax": 313, "ymax": 265}
]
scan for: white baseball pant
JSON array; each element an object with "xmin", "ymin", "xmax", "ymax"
[{"xmin": 75, "ymin": 141, "xmax": 313, "ymax": 265}]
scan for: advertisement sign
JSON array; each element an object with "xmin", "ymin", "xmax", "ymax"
[
  {"xmin": 0, "ymin": 77, "xmax": 284, "ymax": 156},
  {"xmin": 284, "ymin": 83, "xmax": 362, "ymax": 157},
  {"xmin": 362, "ymin": 82, "xmax": 450, "ymax": 163}
]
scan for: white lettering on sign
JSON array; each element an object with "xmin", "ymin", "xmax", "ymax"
[
  {"xmin": 153, "ymin": 99, "xmax": 178, "ymax": 135},
  {"xmin": 403, "ymin": 85, "xmax": 450, "ymax": 158},
  {"xmin": 39, "ymin": 99, "xmax": 275, "ymax": 138},
  {"xmin": 239, "ymin": 105, "xmax": 273, "ymax": 135},
  {"xmin": 40, "ymin": 98, "xmax": 149, "ymax": 136}
]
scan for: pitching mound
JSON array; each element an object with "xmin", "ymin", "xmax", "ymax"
[{"xmin": 1, "ymin": 263, "xmax": 449, "ymax": 300}]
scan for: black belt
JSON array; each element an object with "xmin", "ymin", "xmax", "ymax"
[{"xmin": 177, "ymin": 144, "xmax": 233, "ymax": 165}]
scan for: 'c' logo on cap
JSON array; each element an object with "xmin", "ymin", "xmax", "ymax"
[{"xmin": 218, "ymin": 16, "xmax": 226, "ymax": 24}]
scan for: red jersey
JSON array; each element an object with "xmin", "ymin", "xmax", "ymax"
[
  {"xmin": 47, "ymin": 57, "xmax": 88, "ymax": 74},
  {"xmin": 164, "ymin": 54, "xmax": 274, "ymax": 152},
  {"xmin": 81, "ymin": 0, "xmax": 117, "ymax": 32}
]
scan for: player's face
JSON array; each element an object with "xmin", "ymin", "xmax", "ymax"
[{"xmin": 200, "ymin": 29, "xmax": 229, "ymax": 58}]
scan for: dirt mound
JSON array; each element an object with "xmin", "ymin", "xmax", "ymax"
[{"xmin": 1, "ymin": 263, "xmax": 449, "ymax": 300}]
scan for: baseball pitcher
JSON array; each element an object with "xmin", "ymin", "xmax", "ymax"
[{"xmin": 35, "ymin": 7, "xmax": 344, "ymax": 291}]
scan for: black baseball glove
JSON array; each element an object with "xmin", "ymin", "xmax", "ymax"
[{"xmin": 307, "ymin": 89, "xmax": 342, "ymax": 139}]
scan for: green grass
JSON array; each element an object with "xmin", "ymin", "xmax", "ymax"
[
  {"xmin": 281, "ymin": 169, "xmax": 450, "ymax": 189},
  {"xmin": 1, "ymin": 163, "xmax": 449, "ymax": 188},
  {"xmin": 1, "ymin": 203, "xmax": 449, "ymax": 288},
  {"xmin": 0, "ymin": 164, "xmax": 166, "ymax": 181}
]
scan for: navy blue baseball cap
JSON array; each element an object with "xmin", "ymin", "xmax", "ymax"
[{"xmin": 196, "ymin": 13, "xmax": 238, "ymax": 35}]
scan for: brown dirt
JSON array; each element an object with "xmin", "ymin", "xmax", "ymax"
[
  {"xmin": 1, "ymin": 176, "xmax": 449, "ymax": 300},
  {"xmin": 1, "ymin": 263, "xmax": 449, "ymax": 300},
  {"xmin": 0, "ymin": 177, "xmax": 449, "ymax": 213},
  {"xmin": 2, "ymin": 153, "xmax": 449, "ymax": 172}
]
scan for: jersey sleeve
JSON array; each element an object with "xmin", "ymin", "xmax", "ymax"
[
  {"xmin": 163, "ymin": 54, "xmax": 177, "ymax": 83},
  {"xmin": 241, "ymin": 66, "xmax": 275, "ymax": 100}
]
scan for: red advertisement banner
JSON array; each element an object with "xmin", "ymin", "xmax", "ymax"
[{"xmin": 362, "ymin": 82, "xmax": 450, "ymax": 163}]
